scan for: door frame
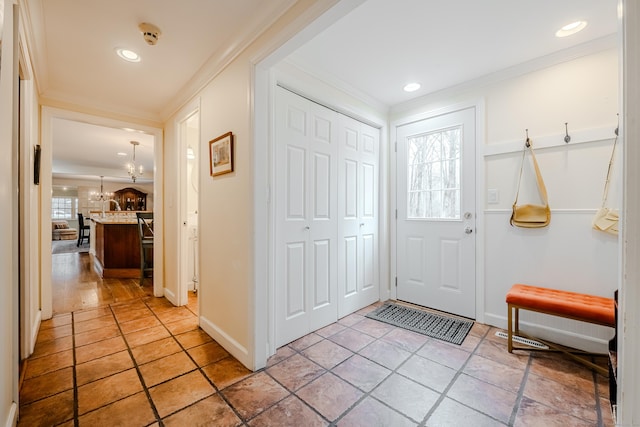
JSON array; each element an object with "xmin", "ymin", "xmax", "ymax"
[
  {"xmin": 175, "ymin": 98, "xmax": 201, "ymax": 307},
  {"xmin": 40, "ymin": 107, "xmax": 165, "ymax": 319},
  {"xmin": 252, "ymin": 65, "xmax": 390, "ymax": 367},
  {"xmin": 390, "ymin": 100, "xmax": 485, "ymax": 323}
]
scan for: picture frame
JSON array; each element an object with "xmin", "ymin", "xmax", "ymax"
[{"xmin": 209, "ymin": 132, "xmax": 234, "ymax": 177}]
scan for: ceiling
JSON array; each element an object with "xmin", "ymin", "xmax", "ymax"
[
  {"xmin": 21, "ymin": 0, "xmax": 618, "ymax": 184},
  {"xmin": 288, "ymin": 0, "xmax": 618, "ymax": 107}
]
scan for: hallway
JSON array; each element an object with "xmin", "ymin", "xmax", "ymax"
[{"xmin": 18, "ymin": 253, "xmax": 614, "ymax": 426}]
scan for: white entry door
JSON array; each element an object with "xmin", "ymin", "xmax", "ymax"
[
  {"xmin": 274, "ymin": 87, "xmax": 339, "ymax": 347},
  {"xmin": 337, "ymin": 115, "xmax": 379, "ymax": 317},
  {"xmin": 396, "ymin": 107, "xmax": 476, "ymax": 318}
]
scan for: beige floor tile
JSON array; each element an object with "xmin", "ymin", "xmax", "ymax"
[
  {"xmin": 125, "ymin": 324, "xmax": 171, "ymax": 348},
  {"xmin": 24, "ymin": 349, "xmax": 73, "ymax": 379},
  {"xmin": 77, "ymin": 368, "xmax": 143, "ymax": 414},
  {"xmin": 19, "ymin": 366, "xmax": 74, "ymax": 405},
  {"xmin": 149, "ymin": 370, "xmax": 215, "ymax": 418},
  {"xmin": 75, "ymin": 335, "xmax": 127, "ymax": 364},
  {"xmin": 131, "ymin": 336, "xmax": 182, "ymax": 365},
  {"xmin": 17, "ymin": 389, "xmax": 74, "ymax": 427},
  {"xmin": 162, "ymin": 395, "xmax": 241, "ymax": 427},
  {"xmin": 78, "ymin": 391, "xmax": 156, "ymax": 426},
  {"xmin": 76, "ymin": 350, "xmax": 134, "ymax": 385},
  {"xmin": 139, "ymin": 351, "xmax": 197, "ymax": 387}
]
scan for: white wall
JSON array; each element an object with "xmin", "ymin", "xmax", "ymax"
[
  {"xmin": 0, "ymin": 1, "xmax": 19, "ymax": 425},
  {"xmin": 161, "ymin": 0, "xmax": 344, "ymax": 369},
  {"xmin": 392, "ymin": 47, "xmax": 619, "ymax": 352}
]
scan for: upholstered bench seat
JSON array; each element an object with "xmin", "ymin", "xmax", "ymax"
[
  {"xmin": 506, "ymin": 284, "xmax": 615, "ymax": 326},
  {"xmin": 506, "ymin": 283, "xmax": 615, "ymax": 375}
]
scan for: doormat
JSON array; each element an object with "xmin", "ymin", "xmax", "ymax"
[{"xmin": 366, "ymin": 302, "xmax": 473, "ymax": 345}]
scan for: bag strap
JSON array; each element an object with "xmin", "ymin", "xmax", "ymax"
[
  {"xmin": 514, "ymin": 137, "xmax": 548, "ymax": 207},
  {"xmin": 601, "ymin": 128, "xmax": 619, "ymax": 208}
]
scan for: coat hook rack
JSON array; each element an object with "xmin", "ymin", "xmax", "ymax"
[
  {"xmin": 525, "ymin": 129, "xmax": 531, "ymax": 148},
  {"xmin": 564, "ymin": 122, "xmax": 571, "ymax": 143}
]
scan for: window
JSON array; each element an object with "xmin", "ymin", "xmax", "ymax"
[
  {"xmin": 407, "ymin": 126, "xmax": 461, "ymax": 219},
  {"xmin": 51, "ymin": 197, "xmax": 78, "ymax": 219}
]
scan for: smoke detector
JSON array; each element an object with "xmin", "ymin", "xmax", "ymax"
[{"xmin": 139, "ymin": 22, "xmax": 161, "ymax": 46}]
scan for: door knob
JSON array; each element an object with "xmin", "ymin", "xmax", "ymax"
[{"xmin": 464, "ymin": 226, "xmax": 473, "ymax": 234}]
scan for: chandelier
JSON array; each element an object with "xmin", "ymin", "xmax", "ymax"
[
  {"xmin": 127, "ymin": 140, "xmax": 144, "ymax": 183},
  {"xmin": 91, "ymin": 176, "xmax": 113, "ymax": 202}
]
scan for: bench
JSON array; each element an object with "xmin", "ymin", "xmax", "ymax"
[{"xmin": 506, "ymin": 283, "xmax": 615, "ymax": 375}]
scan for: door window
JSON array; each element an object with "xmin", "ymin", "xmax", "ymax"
[{"xmin": 407, "ymin": 127, "xmax": 461, "ymax": 220}]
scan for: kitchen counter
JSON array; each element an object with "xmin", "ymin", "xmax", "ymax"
[{"xmin": 91, "ymin": 217, "xmax": 150, "ymax": 278}]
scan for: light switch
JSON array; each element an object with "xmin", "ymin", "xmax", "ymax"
[{"xmin": 487, "ymin": 189, "xmax": 499, "ymax": 204}]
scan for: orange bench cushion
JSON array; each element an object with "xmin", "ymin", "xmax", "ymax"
[{"xmin": 506, "ymin": 284, "xmax": 615, "ymax": 327}]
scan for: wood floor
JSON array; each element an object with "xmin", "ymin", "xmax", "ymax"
[{"xmin": 52, "ymin": 251, "xmax": 155, "ymax": 315}]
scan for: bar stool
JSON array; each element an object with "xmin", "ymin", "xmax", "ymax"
[
  {"xmin": 136, "ymin": 212, "xmax": 154, "ymax": 286},
  {"xmin": 77, "ymin": 213, "xmax": 90, "ymax": 247}
]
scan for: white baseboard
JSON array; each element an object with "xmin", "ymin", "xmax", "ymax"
[
  {"xmin": 199, "ymin": 315, "xmax": 251, "ymax": 370},
  {"xmin": 163, "ymin": 287, "xmax": 178, "ymax": 306},
  {"xmin": 483, "ymin": 312, "xmax": 610, "ymax": 354},
  {"xmin": 5, "ymin": 402, "xmax": 17, "ymax": 427},
  {"xmin": 29, "ymin": 310, "xmax": 42, "ymax": 356}
]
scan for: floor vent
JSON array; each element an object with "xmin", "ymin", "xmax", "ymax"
[{"xmin": 495, "ymin": 331, "xmax": 549, "ymax": 349}]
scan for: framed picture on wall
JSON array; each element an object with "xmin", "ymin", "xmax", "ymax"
[{"xmin": 209, "ymin": 132, "xmax": 234, "ymax": 177}]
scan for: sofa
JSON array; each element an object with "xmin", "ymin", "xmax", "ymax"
[{"xmin": 52, "ymin": 220, "xmax": 78, "ymax": 240}]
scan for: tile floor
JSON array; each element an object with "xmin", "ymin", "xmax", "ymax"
[{"xmin": 19, "ymin": 295, "xmax": 613, "ymax": 426}]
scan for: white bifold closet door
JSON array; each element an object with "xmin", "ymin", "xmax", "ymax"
[
  {"xmin": 337, "ymin": 115, "xmax": 379, "ymax": 318},
  {"xmin": 275, "ymin": 86, "xmax": 379, "ymax": 347}
]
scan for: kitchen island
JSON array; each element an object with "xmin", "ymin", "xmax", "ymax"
[{"xmin": 91, "ymin": 215, "xmax": 150, "ymax": 278}]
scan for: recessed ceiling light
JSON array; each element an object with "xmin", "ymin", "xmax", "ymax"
[
  {"xmin": 117, "ymin": 152, "xmax": 127, "ymax": 157},
  {"xmin": 115, "ymin": 48, "xmax": 141, "ymax": 62},
  {"xmin": 404, "ymin": 82, "xmax": 421, "ymax": 93},
  {"xmin": 555, "ymin": 21, "xmax": 587, "ymax": 38}
]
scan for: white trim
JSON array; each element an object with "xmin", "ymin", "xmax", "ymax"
[
  {"xmin": 484, "ymin": 208, "xmax": 603, "ymax": 215},
  {"xmin": 619, "ymin": 1, "xmax": 639, "ymax": 425},
  {"xmin": 4, "ymin": 402, "xmax": 17, "ymax": 427},
  {"xmin": 475, "ymin": 100, "xmax": 486, "ymax": 324},
  {"xmin": 40, "ymin": 107, "xmax": 165, "ymax": 312},
  {"xmin": 199, "ymin": 314, "xmax": 251, "ymax": 369},
  {"xmin": 390, "ymin": 99, "xmax": 485, "ymax": 321},
  {"xmin": 251, "ymin": 63, "xmax": 273, "ymax": 369},
  {"xmin": 484, "ymin": 313, "xmax": 610, "ymax": 354},
  {"xmin": 29, "ymin": 310, "xmax": 42, "ymax": 355},
  {"xmin": 163, "ymin": 287, "xmax": 177, "ymax": 307},
  {"xmin": 483, "ymin": 125, "xmax": 617, "ymax": 157},
  {"xmin": 174, "ymin": 98, "xmax": 201, "ymax": 307}
]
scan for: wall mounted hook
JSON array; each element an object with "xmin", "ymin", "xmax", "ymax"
[
  {"xmin": 564, "ymin": 122, "xmax": 571, "ymax": 143},
  {"xmin": 525, "ymin": 129, "xmax": 530, "ymax": 148}
]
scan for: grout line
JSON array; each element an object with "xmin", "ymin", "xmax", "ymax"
[
  {"xmin": 508, "ymin": 352, "xmax": 533, "ymax": 425},
  {"xmin": 141, "ymin": 296, "xmax": 250, "ymax": 425},
  {"xmin": 107, "ymin": 301, "xmax": 164, "ymax": 426},
  {"xmin": 593, "ymin": 356, "xmax": 605, "ymax": 427},
  {"xmin": 419, "ymin": 325, "xmax": 492, "ymax": 426}
]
